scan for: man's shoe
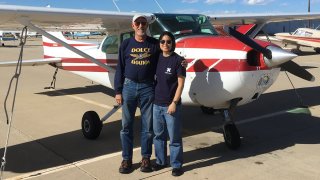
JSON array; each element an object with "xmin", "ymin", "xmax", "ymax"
[
  {"xmin": 172, "ymin": 168, "xmax": 183, "ymax": 176},
  {"xmin": 152, "ymin": 163, "xmax": 167, "ymax": 171},
  {"xmin": 119, "ymin": 160, "xmax": 132, "ymax": 174},
  {"xmin": 140, "ymin": 157, "xmax": 152, "ymax": 172}
]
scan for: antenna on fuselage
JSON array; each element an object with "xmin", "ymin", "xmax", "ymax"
[
  {"xmin": 113, "ymin": 0, "xmax": 121, "ymax": 12},
  {"xmin": 154, "ymin": 0, "xmax": 165, "ymax": 13}
]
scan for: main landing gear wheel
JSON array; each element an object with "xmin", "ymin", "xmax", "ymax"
[
  {"xmin": 200, "ymin": 106, "xmax": 214, "ymax": 114},
  {"xmin": 81, "ymin": 111, "xmax": 102, "ymax": 139},
  {"xmin": 223, "ymin": 123, "xmax": 241, "ymax": 150}
]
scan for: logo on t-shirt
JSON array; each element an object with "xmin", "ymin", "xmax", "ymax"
[
  {"xmin": 165, "ymin": 67, "xmax": 172, "ymax": 75},
  {"xmin": 130, "ymin": 52, "xmax": 151, "ymax": 65}
]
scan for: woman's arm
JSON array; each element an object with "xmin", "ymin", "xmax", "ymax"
[{"xmin": 167, "ymin": 75, "xmax": 185, "ymax": 114}]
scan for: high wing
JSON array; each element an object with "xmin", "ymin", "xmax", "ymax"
[
  {"xmin": 209, "ymin": 12, "xmax": 320, "ymax": 37},
  {"xmin": 1, "ymin": 5, "xmax": 320, "ymax": 33},
  {"xmin": 210, "ymin": 12, "xmax": 320, "ymax": 25},
  {"xmin": 0, "ymin": 5, "xmax": 155, "ymax": 33}
]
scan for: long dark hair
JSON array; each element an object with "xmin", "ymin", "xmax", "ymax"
[{"xmin": 159, "ymin": 31, "xmax": 176, "ymax": 52}]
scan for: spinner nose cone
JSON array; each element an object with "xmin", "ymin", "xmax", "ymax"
[{"xmin": 264, "ymin": 46, "xmax": 298, "ymax": 68}]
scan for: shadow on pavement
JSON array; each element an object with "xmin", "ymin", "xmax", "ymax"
[{"xmin": 1, "ymin": 86, "xmax": 320, "ymax": 174}]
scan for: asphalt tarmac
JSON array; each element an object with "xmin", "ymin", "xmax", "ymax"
[{"xmin": 0, "ymin": 37, "xmax": 320, "ymax": 180}]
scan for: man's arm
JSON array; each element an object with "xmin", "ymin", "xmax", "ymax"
[{"xmin": 114, "ymin": 42, "xmax": 125, "ymax": 104}]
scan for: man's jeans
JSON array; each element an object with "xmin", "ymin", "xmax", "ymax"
[
  {"xmin": 153, "ymin": 104, "xmax": 183, "ymax": 168},
  {"xmin": 121, "ymin": 78, "xmax": 154, "ymax": 160}
]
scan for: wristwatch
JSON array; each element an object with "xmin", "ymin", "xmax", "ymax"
[{"xmin": 173, "ymin": 100, "xmax": 178, "ymax": 105}]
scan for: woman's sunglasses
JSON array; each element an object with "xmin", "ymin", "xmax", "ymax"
[
  {"xmin": 160, "ymin": 40, "xmax": 172, "ymax": 45},
  {"xmin": 134, "ymin": 21, "xmax": 147, "ymax": 26}
]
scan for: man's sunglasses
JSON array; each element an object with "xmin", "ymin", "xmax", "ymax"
[
  {"xmin": 160, "ymin": 40, "xmax": 172, "ymax": 45},
  {"xmin": 134, "ymin": 21, "xmax": 147, "ymax": 26}
]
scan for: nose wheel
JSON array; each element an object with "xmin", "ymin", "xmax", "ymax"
[
  {"xmin": 223, "ymin": 122, "xmax": 241, "ymax": 150},
  {"xmin": 221, "ymin": 99, "xmax": 242, "ymax": 150}
]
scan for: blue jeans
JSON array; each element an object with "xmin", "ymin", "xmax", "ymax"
[
  {"xmin": 153, "ymin": 104, "xmax": 183, "ymax": 168},
  {"xmin": 120, "ymin": 78, "xmax": 154, "ymax": 160}
]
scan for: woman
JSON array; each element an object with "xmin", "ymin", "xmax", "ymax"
[{"xmin": 152, "ymin": 31, "xmax": 186, "ymax": 177}]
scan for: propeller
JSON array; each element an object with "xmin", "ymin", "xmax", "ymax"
[{"xmin": 228, "ymin": 27, "xmax": 314, "ymax": 82}]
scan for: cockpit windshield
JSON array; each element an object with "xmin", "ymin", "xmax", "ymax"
[{"xmin": 149, "ymin": 14, "xmax": 218, "ymax": 39}]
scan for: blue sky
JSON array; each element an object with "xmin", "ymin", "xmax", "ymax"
[{"xmin": 0, "ymin": 0, "xmax": 319, "ymax": 14}]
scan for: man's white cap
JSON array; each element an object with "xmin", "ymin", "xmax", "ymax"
[{"xmin": 132, "ymin": 14, "xmax": 148, "ymax": 23}]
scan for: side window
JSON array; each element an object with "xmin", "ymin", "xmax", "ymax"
[
  {"xmin": 149, "ymin": 21, "xmax": 163, "ymax": 39},
  {"xmin": 120, "ymin": 31, "xmax": 134, "ymax": 43},
  {"xmin": 101, "ymin": 35, "xmax": 119, "ymax": 54}
]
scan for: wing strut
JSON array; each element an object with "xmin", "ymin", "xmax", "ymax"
[
  {"xmin": 1, "ymin": 26, "xmax": 28, "ymax": 179},
  {"xmin": 18, "ymin": 18, "xmax": 115, "ymax": 73}
]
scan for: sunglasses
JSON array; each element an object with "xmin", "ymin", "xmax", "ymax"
[
  {"xmin": 160, "ymin": 40, "xmax": 172, "ymax": 45},
  {"xmin": 134, "ymin": 21, "xmax": 147, "ymax": 26}
]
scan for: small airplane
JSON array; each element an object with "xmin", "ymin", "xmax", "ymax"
[
  {"xmin": 0, "ymin": 5, "xmax": 318, "ymax": 150},
  {"xmin": 274, "ymin": 25, "xmax": 320, "ymax": 53}
]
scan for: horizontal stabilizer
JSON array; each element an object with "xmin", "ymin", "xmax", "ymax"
[{"xmin": 0, "ymin": 57, "xmax": 61, "ymax": 66}]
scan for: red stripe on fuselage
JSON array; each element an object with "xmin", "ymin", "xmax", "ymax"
[
  {"xmin": 176, "ymin": 36, "xmax": 269, "ymax": 50},
  {"xmin": 186, "ymin": 59, "xmax": 268, "ymax": 72},
  {"xmin": 44, "ymin": 55, "xmax": 117, "ymax": 64},
  {"xmin": 62, "ymin": 65, "xmax": 116, "ymax": 72}
]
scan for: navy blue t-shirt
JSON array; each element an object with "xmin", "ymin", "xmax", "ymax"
[
  {"xmin": 154, "ymin": 52, "xmax": 186, "ymax": 106},
  {"xmin": 114, "ymin": 36, "xmax": 160, "ymax": 94}
]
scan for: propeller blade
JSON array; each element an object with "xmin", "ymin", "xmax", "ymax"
[
  {"xmin": 281, "ymin": 60, "xmax": 315, "ymax": 82},
  {"xmin": 228, "ymin": 27, "xmax": 272, "ymax": 59}
]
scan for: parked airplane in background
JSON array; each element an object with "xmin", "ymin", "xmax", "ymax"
[
  {"xmin": 274, "ymin": 26, "xmax": 320, "ymax": 53},
  {"xmin": 0, "ymin": 5, "xmax": 318, "ymax": 150},
  {"xmin": 0, "ymin": 31, "xmax": 18, "ymax": 46},
  {"xmin": 63, "ymin": 31, "xmax": 104, "ymax": 39},
  {"xmin": 0, "ymin": 30, "xmax": 40, "ymax": 46}
]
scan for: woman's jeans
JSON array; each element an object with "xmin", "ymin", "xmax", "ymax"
[{"xmin": 153, "ymin": 104, "xmax": 183, "ymax": 168}]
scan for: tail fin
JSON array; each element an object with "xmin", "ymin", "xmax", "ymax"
[{"xmin": 42, "ymin": 32, "xmax": 97, "ymax": 59}]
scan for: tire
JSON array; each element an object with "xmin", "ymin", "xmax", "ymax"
[
  {"xmin": 200, "ymin": 106, "xmax": 214, "ymax": 114},
  {"xmin": 223, "ymin": 123, "xmax": 241, "ymax": 150},
  {"xmin": 314, "ymin": 48, "xmax": 320, "ymax": 53},
  {"xmin": 81, "ymin": 111, "xmax": 102, "ymax": 139}
]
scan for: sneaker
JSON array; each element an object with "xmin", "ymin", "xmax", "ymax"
[
  {"xmin": 152, "ymin": 163, "xmax": 167, "ymax": 171},
  {"xmin": 119, "ymin": 159, "xmax": 132, "ymax": 174},
  {"xmin": 172, "ymin": 168, "xmax": 183, "ymax": 176},
  {"xmin": 140, "ymin": 157, "xmax": 152, "ymax": 172}
]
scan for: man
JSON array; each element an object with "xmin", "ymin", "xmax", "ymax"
[{"xmin": 114, "ymin": 14, "xmax": 159, "ymax": 174}]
